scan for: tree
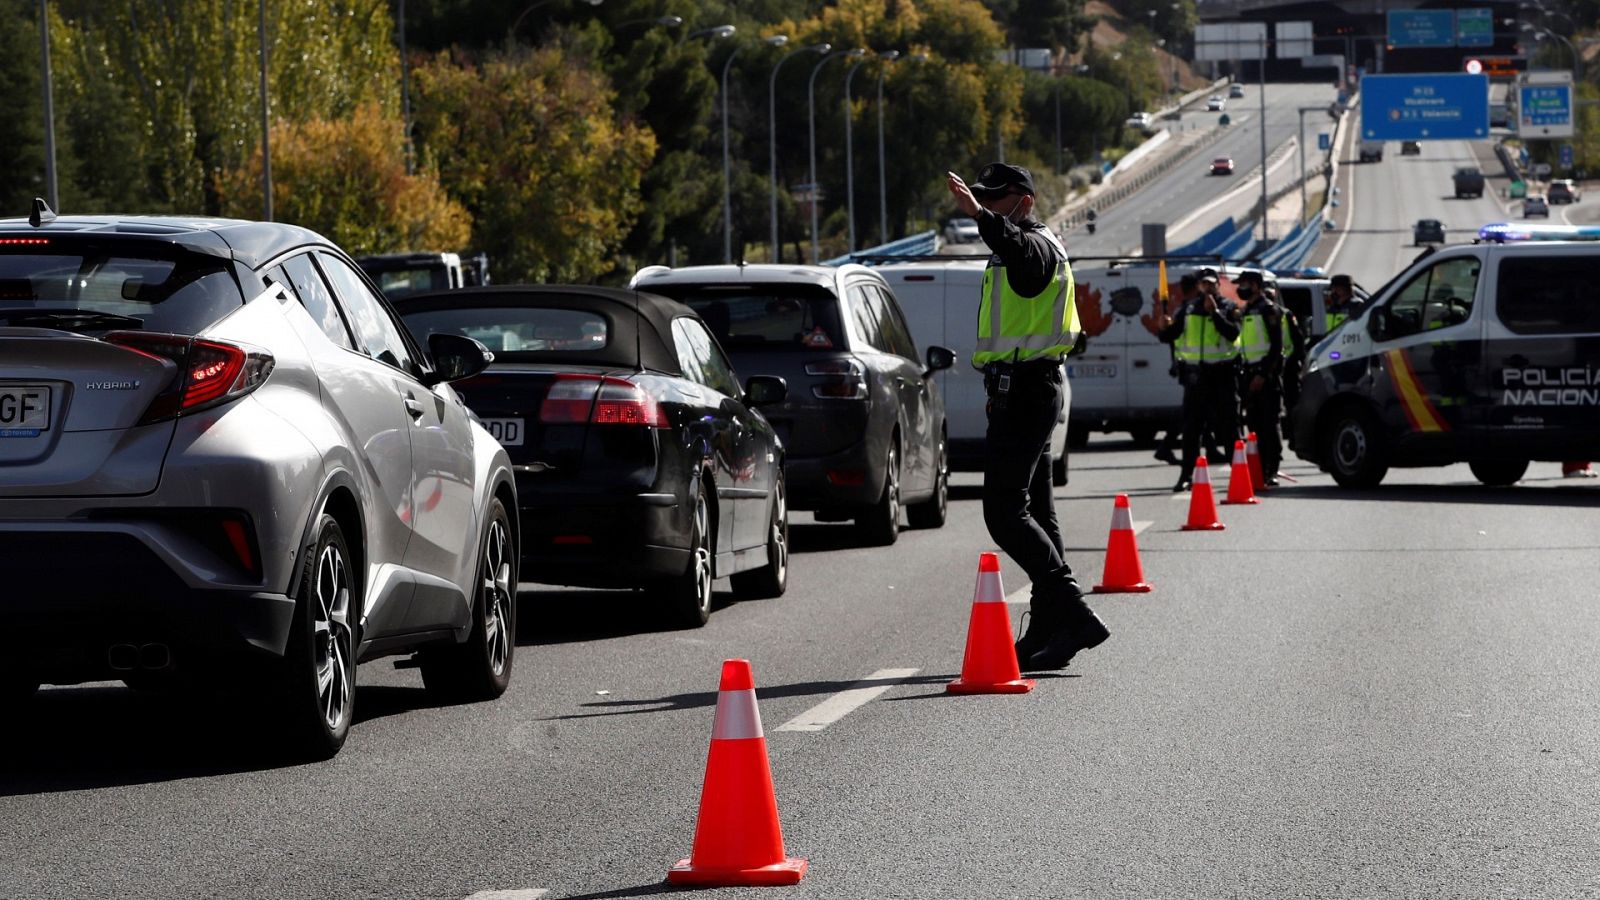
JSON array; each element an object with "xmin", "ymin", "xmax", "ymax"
[
  {"xmin": 0, "ymin": 0, "xmax": 48, "ymax": 214},
  {"xmin": 410, "ymin": 46, "xmax": 656, "ymax": 283},
  {"xmin": 216, "ymin": 102, "xmax": 470, "ymax": 254}
]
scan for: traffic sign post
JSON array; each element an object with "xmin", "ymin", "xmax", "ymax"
[{"xmin": 1360, "ymin": 73, "xmax": 1490, "ymax": 141}]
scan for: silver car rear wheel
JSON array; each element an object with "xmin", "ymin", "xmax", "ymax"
[{"xmin": 279, "ymin": 513, "xmax": 357, "ymax": 759}]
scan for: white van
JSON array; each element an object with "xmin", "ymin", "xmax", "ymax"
[{"xmin": 876, "ymin": 260, "xmax": 1071, "ymax": 484}]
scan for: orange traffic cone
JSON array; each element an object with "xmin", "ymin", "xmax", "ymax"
[
  {"xmin": 667, "ymin": 660, "xmax": 808, "ymax": 887},
  {"xmin": 1092, "ymin": 494, "xmax": 1153, "ymax": 593},
  {"xmin": 1181, "ymin": 456, "xmax": 1226, "ymax": 531},
  {"xmin": 1246, "ymin": 432, "xmax": 1267, "ymax": 492},
  {"xmin": 947, "ymin": 553, "xmax": 1035, "ymax": 694},
  {"xmin": 1223, "ymin": 439, "xmax": 1259, "ymax": 505}
]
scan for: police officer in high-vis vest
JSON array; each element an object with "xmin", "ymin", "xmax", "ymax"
[
  {"xmin": 1324, "ymin": 273, "xmax": 1365, "ymax": 335},
  {"xmin": 1158, "ymin": 269, "xmax": 1241, "ymax": 493},
  {"xmin": 947, "ymin": 162, "xmax": 1109, "ymax": 671},
  {"xmin": 1234, "ymin": 269, "xmax": 1286, "ymax": 485}
]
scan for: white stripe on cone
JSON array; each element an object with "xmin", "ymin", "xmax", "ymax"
[
  {"xmin": 973, "ymin": 570, "xmax": 1005, "ymax": 604},
  {"xmin": 1110, "ymin": 503, "xmax": 1133, "ymax": 531},
  {"xmin": 1195, "ymin": 463, "xmax": 1212, "ymax": 484},
  {"xmin": 710, "ymin": 688, "xmax": 764, "ymax": 741},
  {"xmin": 1232, "ymin": 444, "xmax": 1247, "ymax": 465}
]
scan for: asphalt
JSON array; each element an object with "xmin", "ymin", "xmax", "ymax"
[{"xmin": 5, "ymin": 439, "xmax": 1599, "ymax": 899}]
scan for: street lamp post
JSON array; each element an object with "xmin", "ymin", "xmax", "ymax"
[
  {"xmin": 722, "ymin": 34, "xmax": 788, "ymax": 264},
  {"xmin": 770, "ymin": 42, "xmax": 830, "ymax": 263},
  {"xmin": 1297, "ymin": 104, "xmax": 1337, "ymax": 224},
  {"xmin": 842, "ymin": 52, "xmax": 876, "ymax": 254},
  {"xmin": 808, "ymin": 48, "xmax": 863, "ymax": 262},
  {"xmin": 36, "ymin": 0, "xmax": 57, "ymax": 211},
  {"xmin": 878, "ymin": 52, "xmax": 919, "ymax": 248},
  {"xmin": 1523, "ymin": 23, "xmax": 1581, "ymax": 81},
  {"xmin": 507, "ymin": 0, "xmax": 603, "ymax": 42}
]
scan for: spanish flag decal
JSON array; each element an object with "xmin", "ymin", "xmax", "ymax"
[{"xmin": 1384, "ymin": 348, "xmax": 1450, "ymax": 433}]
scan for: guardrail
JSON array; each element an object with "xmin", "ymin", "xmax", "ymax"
[{"xmin": 822, "ymin": 230, "xmax": 940, "ymax": 267}]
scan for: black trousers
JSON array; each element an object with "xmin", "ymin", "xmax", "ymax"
[
  {"xmin": 1241, "ymin": 370, "xmax": 1283, "ymax": 477},
  {"xmin": 1178, "ymin": 364, "xmax": 1240, "ymax": 481},
  {"xmin": 982, "ymin": 367, "xmax": 1087, "ymax": 616}
]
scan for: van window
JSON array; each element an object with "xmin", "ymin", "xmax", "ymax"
[
  {"xmin": 1383, "ymin": 257, "xmax": 1480, "ymax": 339},
  {"xmin": 1495, "ymin": 256, "xmax": 1600, "ymax": 335}
]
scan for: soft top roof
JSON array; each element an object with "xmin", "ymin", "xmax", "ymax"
[{"xmin": 391, "ymin": 284, "xmax": 690, "ymax": 375}]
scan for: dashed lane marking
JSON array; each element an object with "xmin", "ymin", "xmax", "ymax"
[
  {"xmin": 463, "ymin": 891, "xmax": 549, "ymax": 900},
  {"xmin": 775, "ymin": 668, "xmax": 920, "ymax": 732},
  {"xmin": 1004, "ymin": 521, "xmax": 1151, "ymax": 603}
]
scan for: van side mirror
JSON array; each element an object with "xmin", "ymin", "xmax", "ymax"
[
  {"xmin": 744, "ymin": 374, "xmax": 787, "ymax": 407},
  {"xmin": 925, "ymin": 345, "xmax": 957, "ymax": 375},
  {"xmin": 1368, "ymin": 307, "xmax": 1389, "ymax": 341},
  {"xmin": 425, "ymin": 332, "xmax": 493, "ymax": 385}
]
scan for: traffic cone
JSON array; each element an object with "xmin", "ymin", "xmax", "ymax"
[
  {"xmin": 1246, "ymin": 432, "xmax": 1267, "ymax": 492},
  {"xmin": 1092, "ymin": 494, "xmax": 1153, "ymax": 593},
  {"xmin": 947, "ymin": 553, "xmax": 1035, "ymax": 694},
  {"xmin": 667, "ymin": 659, "xmax": 808, "ymax": 887},
  {"xmin": 1223, "ymin": 439, "xmax": 1259, "ymax": 505},
  {"xmin": 1181, "ymin": 456, "xmax": 1226, "ymax": 531}
]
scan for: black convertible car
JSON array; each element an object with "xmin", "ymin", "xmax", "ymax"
[{"xmin": 396, "ymin": 286, "xmax": 789, "ymax": 627}]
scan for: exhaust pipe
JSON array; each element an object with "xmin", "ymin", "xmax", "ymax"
[
  {"xmin": 107, "ymin": 643, "xmax": 139, "ymax": 671},
  {"xmin": 138, "ymin": 643, "xmax": 171, "ymax": 671}
]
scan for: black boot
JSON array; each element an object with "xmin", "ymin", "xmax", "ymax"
[
  {"xmin": 1014, "ymin": 605, "xmax": 1062, "ymax": 669},
  {"xmin": 1028, "ymin": 602, "xmax": 1111, "ymax": 670}
]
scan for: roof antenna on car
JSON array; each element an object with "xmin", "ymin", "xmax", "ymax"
[{"xmin": 28, "ymin": 197, "xmax": 56, "ymax": 228}]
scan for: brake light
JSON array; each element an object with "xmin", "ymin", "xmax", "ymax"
[
  {"xmin": 538, "ymin": 374, "xmax": 667, "ymax": 427},
  {"xmin": 0, "ymin": 238, "xmax": 49, "ymax": 246},
  {"xmin": 103, "ymin": 331, "xmax": 275, "ymax": 423},
  {"xmin": 805, "ymin": 358, "xmax": 868, "ymax": 400}
]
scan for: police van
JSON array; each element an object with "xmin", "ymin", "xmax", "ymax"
[
  {"xmin": 1290, "ymin": 225, "xmax": 1600, "ymax": 487},
  {"xmin": 877, "ymin": 259, "xmax": 1071, "ymax": 484}
]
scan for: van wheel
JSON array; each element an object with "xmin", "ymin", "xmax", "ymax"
[
  {"xmin": 907, "ymin": 435, "xmax": 948, "ymax": 529},
  {"xmin": 1321, "ymin": 408, "xmax": 1388, "ymax": 488},
  {"xmin": 731, "ymin": 476, "xmax": 788, "ymax": 598},
  {"xmin": 1469, "ymin": 459, "xmax": 1528, "ymax": 487},
  {"xmin": 857, "ymin": 445, "xmax": 901, "ymax": 546},
  {"xmin": 1051, "ymin": 452, "xmax": 1068, "ymax": 486}
]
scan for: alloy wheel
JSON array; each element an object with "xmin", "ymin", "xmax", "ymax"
[
  {"xmin": 313, "ymin": 542, "xmax": 354, "ymax": 732},
  {"xmin": 481, "ymin": 517, "xmax": 513, "ymax": 677}
]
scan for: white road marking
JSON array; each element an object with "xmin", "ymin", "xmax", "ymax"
[
  {"xmin": 1002, "ymin": 521, "xmax": 1152, "ymax": 604},
  {"xmin": 774, "ymin": 668, "xmax": 920, "ymax": 732},
  {"xmin": 464, "ymin": 891, "xmax": 550, "ymax": 900}
]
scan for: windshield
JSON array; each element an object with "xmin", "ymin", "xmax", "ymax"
[
  {"xmin": 368, "ymin": 266, "xmax": 451, "ymax": 300},
  {"xmin": 0, "ymin": 248, "xmax": 241, "ymax": 335},
  {"xmin": 651, "ymin": 286, "xmax": 846, "ymax": 353},
  {"xmin": 402, "ymin": 305, "xmax": 609, "ymax": 357}
]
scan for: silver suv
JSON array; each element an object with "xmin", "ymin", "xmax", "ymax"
[{"xmin": 0, "ymin": 208, "xmax": 518, "ymax": 758}]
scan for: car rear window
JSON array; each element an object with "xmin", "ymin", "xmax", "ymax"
[
  {"xmin": 657, "ymin": 286, "xmax": 846, "ymax": 352},
  {"xmin": 402, "ymin": 305, "xmax": 609, "ymax": 355},
  {"xmin": 1496, "ymin": 256, "xmax": 1600, "ymax": 335},
  {"xmin": 0, "ymin": 247, "xmax": 241, "ymax": 335}
]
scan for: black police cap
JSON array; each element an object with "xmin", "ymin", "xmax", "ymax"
[{"xmin": 970, "ymin": 162, "xmax": 1035, "ymax": 198}]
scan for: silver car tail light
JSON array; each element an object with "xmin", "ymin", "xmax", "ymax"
[
  {"xmin": 102, "ymin": 331, "xmax": 275, "ymax": 424},
  {"xmin": 804, "ymin": 358, "xmax": 868, "ymax": 400}
]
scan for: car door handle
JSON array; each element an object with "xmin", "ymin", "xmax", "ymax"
[{"xmin": 404, "ymin": 397, "xmax": 425, "ymax": 419}]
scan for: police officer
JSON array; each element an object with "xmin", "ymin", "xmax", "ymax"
[
  {"xmin": 1234, "ymin": 269, "xmax": 1286, "ymax": 485},
  {"xmin": 1158, "ymin": 269, "xmax": 1241, "ymax": 492},
  {"xmin": 947, "ymin": 163, "xmax": 1109, "ymax": 671},
  {"xmin": 1324, "ymin": 273, "xmax": 1365, "ymax": 334}
]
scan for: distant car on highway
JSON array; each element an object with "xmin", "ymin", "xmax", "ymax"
[
  {"xmin": 1548, "ymin": 180, "xmax": 1581, "ymax": 204},
  {"xmin": 1359, "ymin": 140, "xmax": 1384, "ymax": 163},
  {"xmin": 942, "ymin": 217, "xmax": 980, "ymax": 244},
  {"xmin": 633, "ymin": 264, "xmax": 955, "ymax": 546},
  {"xmin": 1228, "ymin": 84, "xmax": 1246, "ymax": 99},
  {"xmin": 1413, "ymin": 218, "xmax": 1446, "ymax": 245},
  {"xmin": 1400, "ymin": 140, "xmax": 1422, "ymax": 156},
  {"xmin": 1125, "ymin": 111, "xmax": 1156, "ymax": 133},
  {"xmin": 1453, "ymin": 167, "xmax": 1485, "ymax": 199},
  {"xmin": 1206, "ymin": 96, "xmax": 1225, "ymax": 111},
  {"xmin": 1210, "ymin": 156, "xmax": 1235, "ymax": 175},
  {"xmin": 0, "ymin": 211, "xmax": 519, "ymax": 758},
  {"xmin": 1523, "ymin": 194, "xmax": 1551, "ymax": 218},
  {"xmin": 397, "ymin": 286, "xmax": 791, "ymax": 627}
]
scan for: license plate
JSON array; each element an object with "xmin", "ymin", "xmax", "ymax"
[
  {"xmin": 1067, "ymin": 364, "xmax": 1117, "ymax": 379},
  {"xmin": 481, "ymin": 417, "xmax": 524, "ymax": 446},
  {"xmin": 0, "ymin": 385, "xmax": 50, "ymax": 437}
]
